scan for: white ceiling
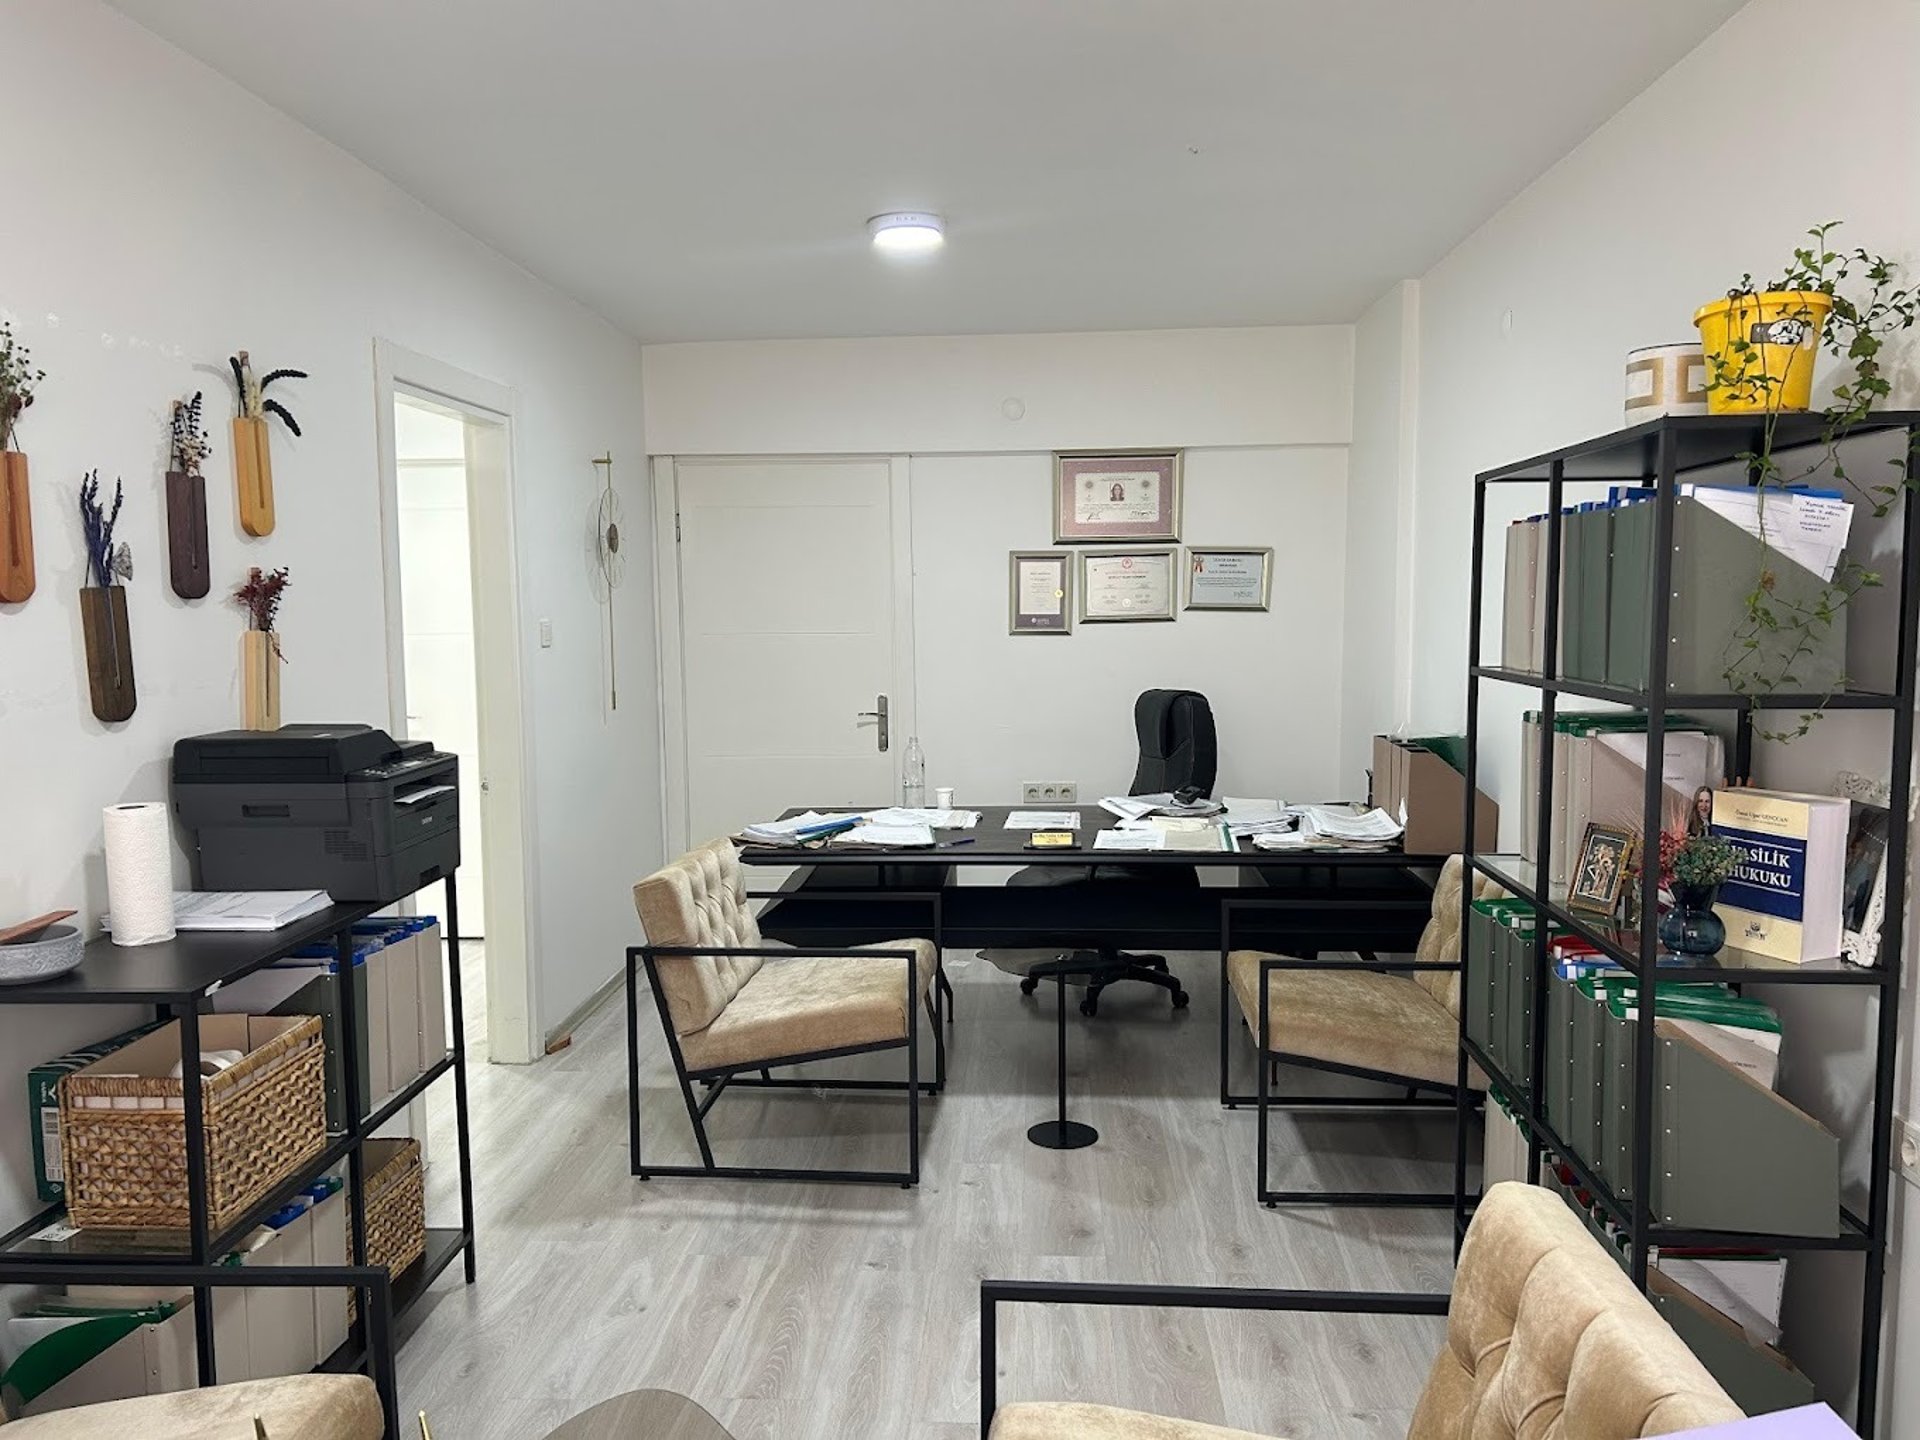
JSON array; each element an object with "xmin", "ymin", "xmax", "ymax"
[{"xmin": 109, "ymin": 0, "xmax": 1744, "ymax": 343}]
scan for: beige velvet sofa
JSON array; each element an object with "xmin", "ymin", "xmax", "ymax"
[
  {"xmin": 986, "ymin": 1181, "xmax": 1743, "ymax": 1439},
  {"xmin": 1, "ymin": 1374, "xmax": 380, "ymax": 1439},
  {"xmin": 628, "ymin": 837, "xmax": 943, "ymax": 1186}
]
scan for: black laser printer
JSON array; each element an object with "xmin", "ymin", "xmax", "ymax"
[{"xmin": 172, "ymin": 725, "xmax": 460, "ymax": 903}]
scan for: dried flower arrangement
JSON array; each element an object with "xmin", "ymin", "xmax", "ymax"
[
  {"xmin": 79, "ymin": 470, "xmax": 131, "ymax": 589},
  {"xmin": 228, "ymin": 352, "xmax": 306, "ymax": 435},
  {"xmin": 169, "ymin": 391, "xmax": 211, "ymax": 476},
  {"xmin": 0, "ymin": 321, "xmax": 45, "ymax": 452},
  {"xmin": 233, "ymin": 565, "xmax": 290, "ymax": 635}
]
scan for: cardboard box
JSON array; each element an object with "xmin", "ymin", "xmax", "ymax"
[
  {"xmin": 15, "ymin": 1304, "xmax": 196, "ymax": 1416},
  {"xmin": 245, "ymin": 1207, "xmax": 320, "ymax": 1378},
  {"xmin": 1373, "ymin": 735, "xmax": 1498, "ymax": 856}
]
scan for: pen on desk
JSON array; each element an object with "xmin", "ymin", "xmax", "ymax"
[{"xmin": 938, "ymin": 837, "xmax": 976, "ymax": 848}]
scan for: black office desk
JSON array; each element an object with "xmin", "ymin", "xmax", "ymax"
[{"xmin": 744, "ymin": 805, "xmax": 1443, "ymax": 955}]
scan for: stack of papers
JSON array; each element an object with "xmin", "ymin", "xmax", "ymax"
[
  {"xmin": 1093, "ymin": 829, "xmax": 1164, "ymax": 852},
  {"xmin": 1681, "ymin": 483, "xmax": 1854, "ymax": 582},
  {"xmin": 172, "ymin": 891, "xmax": 332, "ymax": 932},
  {"xmin": 1006, "ymin": 810, "xmax": 1081, "ymax": 829},
  {"xmin": 1100, "ymin": 793, "xmax": 1224, "ymax": 820},
  {"xmin": 1300, "ymin": 805, "xmax": 1404, "ymax": 843},
  {"xmin": 740, "ymin": 811, "xmax": 858, "ymax": 845},
  {"xmin": 1220, "ymin": 797, "xmax": 1301, "ymax": 838},
  {"xmin": 864, "ymin": 807, "xmax": 980, "ymax": 830},
  {"xmin": 843, "ymin": 823, "xmax": 936, "ymax": 847}
]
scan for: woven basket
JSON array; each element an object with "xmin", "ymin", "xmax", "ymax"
[
  {"xmin": 59, "ymin": 1015, "xmax": 327, "ymax": 1231},
  {"xmin": 349, "ymin": 1137, "xmax": 426, "ymax": 1322}
]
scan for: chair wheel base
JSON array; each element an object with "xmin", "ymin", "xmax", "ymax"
[
  {"xmin": 1019, "ymin": 976, "xmax": 1040, "ymax": 996},
  {"xmin": 1028, "ymin": 1119, "xmax": 1099, "ymax": 1150},
  {"xmin": 1172, "ymin": 990, "xmax": 1190, "ymax": 1008}
]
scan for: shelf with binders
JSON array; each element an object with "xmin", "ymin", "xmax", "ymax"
[
  {"xmin": 1459, "ymin": 410, "xmax": 1918, "ymax": 1436},
  {"xmin": 1466, "ymin": 853, "xmax": 1890, "ymax": 987}
]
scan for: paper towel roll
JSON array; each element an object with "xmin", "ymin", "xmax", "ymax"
[{"xmin": 103, "ymin": 802, "xmax": 176, "ymax": 946}]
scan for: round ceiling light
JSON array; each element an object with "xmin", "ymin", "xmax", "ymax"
[{"xmin": 868, "ymin": 212, "xmax": 945, "ymax": 255}]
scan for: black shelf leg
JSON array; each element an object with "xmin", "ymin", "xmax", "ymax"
[
  {"xmin": 176, "ymin": 1001, "xmax": 217, "ymax": 1386},
  {"xmin": 444, "ymin": 873, "xmax": 477, "ymax": 1283},
  {"xmin": 336, "ymin": 926, "xmax": 371, "ymax": 1344}
]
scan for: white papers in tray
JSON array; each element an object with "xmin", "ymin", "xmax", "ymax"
[
  {"xmin": 106, "ymin": 890, "xmax": 333, "ymax": 933},
  {"xmin": 866, "ymin": 807, "xmax": 980, "ymax": 829},
  {"xmin": 1094, "ymin": 828, "xmax": 1165, "ymax": 852},
  {"xmin": 1007, "ymin": 810, "xmax": 1081, "ymax": 829},
  {"xmin": 1221, "ymin": 798, "xmax": 1300, "ymax": 838},
  {"xmin": 1300, "ymin": 805, "xmax": 1404, "ymax": 842}
]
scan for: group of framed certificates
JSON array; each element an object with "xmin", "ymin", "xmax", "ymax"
[{"xmin": 1009, "ymin": 449, "xmax": 1273, "ymax": 634}]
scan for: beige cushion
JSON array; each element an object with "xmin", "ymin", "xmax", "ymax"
[
  {"xmin": 1408, "ymin": 1183, "xmax": 1743, "ymax": 1438},
  {"xmin": 992, "ymin": 1403, "xmax": 1278, "ymax": 1440},
  {"xmin": 634, "ymin": 838, "xmax": 767, "ymax": 1036},
  {"xmin": 992, "ymin": 1185, "xmax": 1740, "ymax": 1440},
  {"xmin": 1226, "ymin": 950, "xmax": 1478, "ymax": 1091},
  {"xmin": 678, "ymin": 938, "xmax": 938, "ymax": 1072},
  {"xmin": 2, "ymin": 1375, "xmax": 381, "ymax": 1440}
]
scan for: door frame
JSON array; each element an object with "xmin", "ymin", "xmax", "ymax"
[
  {"xmin": 374, "ymin": 338, "xmax": 541, "ymax": 1067},
  {"xmin": 651, "ymin": 453, "xmax": 917, "ymax": 858}
]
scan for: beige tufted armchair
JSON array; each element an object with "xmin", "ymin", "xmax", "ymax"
[
  {"xmin": 983, "ymin": 1181, "xmax": 1743, "ymax": 1439},
  {"xmin": 627, "ymin": 838, "xmax": 943, "ymax": 1187},
  {"xmin": 1219, "ymin": 856, "xmax": 1504, "ymax": 1207}
]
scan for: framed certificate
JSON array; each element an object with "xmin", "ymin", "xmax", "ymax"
[
  {"xmin": 1053, "ymin": 450, "xmax": 1182, "ymax": 543},
  {"xmin": 1184, "ymin": 546, "xmax": 1273, "ymax": 611},
  {"xmin": 1078, "ymin": 548, "xmax": 1176, "ymax": 623},
  {"xmin": 1009, "ymin": 551, "xmax": 1072, "ymax": 634}
]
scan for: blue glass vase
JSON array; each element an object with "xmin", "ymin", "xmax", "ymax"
[{"xmin": 1659, "ymin": 881, "xmax": 1726, "ymax": 959}]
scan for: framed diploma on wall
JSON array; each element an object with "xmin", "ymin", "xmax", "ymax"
[
  {"xmin": 1078, "ymin": 548, "xmax": 1176, "ymax": 623},
  {"xmin": 1052, "ymin": 450, "xmax": 1182, "ymax": 543},
  {"xmin": 1184, "ymin": 546, "xmax": 1273, "ymax": 611},
  {"xmin": 1009, "ymin": 551, "xmax": 1072, "ymax": 634}
]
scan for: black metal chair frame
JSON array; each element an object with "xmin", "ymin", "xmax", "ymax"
[
  {"xmin": 980, "ymin": 1277, "xmax": 1449, "ymax": 1433},
  {"xmin": 1218, "ymin": 897, "xmax": 1479, "ymax": 1210},
  {"xmin": 626, "ymin": 933, "xmax": 945, "ymax": 1190}
]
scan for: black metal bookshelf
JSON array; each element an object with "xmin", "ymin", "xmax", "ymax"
[
  {"xmin": 1452, "ymin": 411, "xmax": 1920, "ymax": 1437},
  {"xmin": 0, "ymin": 873, "xmax": 477, "ymax": 1437}
]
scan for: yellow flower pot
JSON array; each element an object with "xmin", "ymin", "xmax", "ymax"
[{"xmin": 1692, "ymin": 290, "xmax": 1831, "ymax": 414}]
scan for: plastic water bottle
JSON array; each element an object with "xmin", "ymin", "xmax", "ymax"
[{"xmin": 902, "ymin": 736, "xmax": 926, "ymax": 806}]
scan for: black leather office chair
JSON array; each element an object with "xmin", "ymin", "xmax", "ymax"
[{"xmin": 1007, "ymin": 688, "xmax": 1217, "ymax": 1016}]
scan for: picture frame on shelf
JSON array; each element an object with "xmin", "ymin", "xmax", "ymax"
[
  {"xmin": 1835, "ymin": 770, "xmax": 1894, "ymax": 967},
  {"xmin": 1569, "ymin": 823, "xmax": 1636, "ymax": 916},
  {"xmin": 1183, "ymin": 546, "xmax": 1272, "ymax": 611},
  {"xmin": 1052, "ymin": 449, "xmax": 1181, "ymax": 544},
  {"xmin": 1008, "ymin": 551, "xmax": 1072, "ymax": 635}
]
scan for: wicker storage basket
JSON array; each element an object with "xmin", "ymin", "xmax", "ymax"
[
  {"xmin": 59, "ymin": 1014, "xmax": 326, "ymax": 1231},
  {"xmin": 348, "ymin": 1137, "xmax": 426, "ymax": 1321}
]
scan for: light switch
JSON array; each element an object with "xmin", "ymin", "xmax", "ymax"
[{"xmin": 538, "ymin": 618, "xmax": 553, "ymax": 648}]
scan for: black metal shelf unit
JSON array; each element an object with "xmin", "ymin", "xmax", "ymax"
[
  {"xmin": 1451, "ymin": 412, "xmax": 1920, "ymax": 1438},
  {"xmin": 0, "ymin": 873, "xmax": 477, "ymax": 1438}
]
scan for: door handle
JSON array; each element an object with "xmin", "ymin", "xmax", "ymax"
[{"xmin": 855, "ymin": 694, "xmax": 890, "ymax": 753}]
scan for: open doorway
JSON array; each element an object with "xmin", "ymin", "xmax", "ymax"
[{"xmin": 376, "ymin": 342, "xmax": 538, "ymax": 1066}]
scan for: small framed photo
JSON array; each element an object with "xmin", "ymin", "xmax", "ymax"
[
  {"xmin": 1009, "ymin": 551, "xmax": 1072, "ymax": 635},
  {"xmin": 1078, "ymin": 549, "xmax": 1176, "ymax": 623},
  {"xmin": 1184, "ymin": 546, "xmax": 1273, "ymax": 611},
  {"xmin": 1053, "ymin": 450, "xmax": 1182, "ymax": 544},
  {"xmin": 1569, "ymin": 824, "xmax": 1636, "ymax": 916},
  {"xmin": 1835, "ymin": 772, "xmax": 1892, "ymax": 966}
]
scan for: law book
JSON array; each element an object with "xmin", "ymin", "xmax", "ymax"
[{"xmin": 1711, "ymin": 789, "xmax": 1850, "ymax": 964}]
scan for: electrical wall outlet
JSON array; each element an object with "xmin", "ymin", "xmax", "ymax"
[
  {"xmin": 1021, "ymin": 781, "xmax": 1078, "ymax": 804},
  {"xmin": 1897, "ymin": 1114, "xmax": 1920, "ymax": 1190}
]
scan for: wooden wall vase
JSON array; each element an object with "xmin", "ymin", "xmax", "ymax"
[
  {"xmin": 242, "ymin": 630, "xmax": 281, "ymax": 730},
  {"xmin": 165, "ymin": 471, "xmax": 211, "ymax": 599},
  {"xmin": 233, "ymin": 416, "xmax": 275, "ymax": 537},
  {"xmin": 79, "ymin": 586, "xmax": 137, "ymax": 722},
  {"xmin": 1, "ymin": 451, "xmax": 34, "ymax": 603}
]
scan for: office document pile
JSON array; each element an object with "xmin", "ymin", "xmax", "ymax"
[
  {"xmin": 1252, "ymin": 805, "xmax": 1403, "ymax": 851},
  {"xmin": 742, "ymin": 807, "xmax": 980, "ymax": 848}
]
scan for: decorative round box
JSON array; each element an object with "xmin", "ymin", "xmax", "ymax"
[
  {"xmin": 1625, "ymin": 343, "xmax": 1709, "ymax": 423},
  {"xmin": 0, "ymin": 923, "xmax": 84, "ymax": 985}
]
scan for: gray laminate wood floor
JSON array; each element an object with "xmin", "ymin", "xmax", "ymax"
[{"xmin": 405, "ymin": 950, "xmax": 1467, "ymax": 1439}]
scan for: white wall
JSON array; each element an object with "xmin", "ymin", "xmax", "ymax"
[
  {"xmin": 1340, "ymin": 280, "xmax": 1421, "ymax": 788},
  {"xmin": 0, "ymin": 0, "xmax": 658, "ymax": 1232},
  {"xmin": 910, "ymin": 448, "xmax": 1348, "ymax": 805},
  {"xmin": 1372, "ymin": 0, "xmax": 1920, "ymax": 1424},
  {"xmin": 645, "ymin": 325, "xmax": 1356, "ymax": 807}
]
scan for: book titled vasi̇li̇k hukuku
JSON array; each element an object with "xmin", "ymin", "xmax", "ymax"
[{"xmin": 1710, "ymin": 788, "xmax": 1850, "ymax": 964}]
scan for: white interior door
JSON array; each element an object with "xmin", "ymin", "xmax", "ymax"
[{"xmin": 669, "ymin": 456, "xmax": 909, "ymax": 844}]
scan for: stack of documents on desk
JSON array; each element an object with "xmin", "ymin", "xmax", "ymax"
[
  {"xmin": 843, "ymin": 822, "xmax": 936, "ymax": 847},
  {"xmin": 109, "ymin": 890, "xmax": 332, "ymax": 933},
  {"xmin": 1094, "ymin": 828, "xmax": 1165, "ymax": 852},
  {"xmin": 740, "ymin": 811, "xmax": 858, "ymax": 845},
  {"xmin": 1100, "ymin": 793, "xmax": 1224, "ymax": 821},
  {"xmin": 1300, "ymin": 805, "xmax": 1403, "ymax": 843},
  {"xmin": 866, "ymin": 806, "xmax": 980, "ymax": 829},
  {"xmin": 1221, "ymin": 798, "xmax": 1300, "ymax": 839},
  {"xmin": 1007, "ymin": 810, "xmax": 1081, "ymax": 829}
]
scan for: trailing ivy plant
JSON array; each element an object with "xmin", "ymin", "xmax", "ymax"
[{"xmin": 1704, "ymin": 222, "xmax": 1920, "ymax": 740}]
